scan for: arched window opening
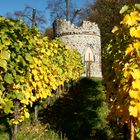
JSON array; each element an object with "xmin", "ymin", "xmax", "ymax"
[{"xmin": 84, "ymin": 47, "xmax": 94, "ymax": 77}]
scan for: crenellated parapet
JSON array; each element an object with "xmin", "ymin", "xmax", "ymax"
[{"xmin": 53, "ymin": 19, "xmax": 100, "ymax": 36}]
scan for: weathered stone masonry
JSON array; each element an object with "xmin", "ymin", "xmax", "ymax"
[{"xmin": 53, "ymin": 19, "xmax": 102, "ymax": 78}]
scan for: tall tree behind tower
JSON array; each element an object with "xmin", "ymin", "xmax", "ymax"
[
  {"xmin": 46, "ymin": 0, "xmax": 84, "ymax": 23},
  {"xmin": 85, "ymin": 0, "xmax": 140, "ymax": 49},
  {"xmin": 66, "ymin": 0, "xmax": 70, "ymax": 21}
]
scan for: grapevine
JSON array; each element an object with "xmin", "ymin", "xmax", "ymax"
[
  {"xmin": 105, "ymin": 5, "xmax": 140, "ymax": 138},
  {"xmin": 0, "ymin": 16, "xmax": 84, "ymax": 125}
]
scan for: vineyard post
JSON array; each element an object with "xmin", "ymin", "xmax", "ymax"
[
  {"xmin": 130, "ymin": 117, "xmax": 135, "ymax": 140},
  {"xmin": 31, "ymin": 8, "xmax": 39, "ymax": 124},
  {"xmin": 12, "ymin": 100, "xmax": 20, "ymax": 140}
]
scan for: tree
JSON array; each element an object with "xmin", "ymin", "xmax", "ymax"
[
  {"xmin": 105, "ymin": 4, "xmax": 140, "ymax": 140},
  {"xmin": 46, "ymin": 0, "xmax": 82, "ymax": 23},
  {"xmin": 6, "ymin": 5, "xmax": 47, "ymax": 31},
  {"xmin": 43, "ymin": 27, "xmax": 54, "ymax": 39},
  {"xmin": 86, "ymin": 0, "xmax": 140, "ymax": 48}
]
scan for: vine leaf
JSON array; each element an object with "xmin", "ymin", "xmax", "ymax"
[
  {"xmin": 4, "ymin": 73, "xmax": 14, "ymax": 84},
  {"xmin": 0, "ymin": 59, "xmax": 7, "ymax": 71}
]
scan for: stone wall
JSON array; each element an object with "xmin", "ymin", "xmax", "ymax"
[{"xmin": 53, "ymin": 19, "xmax": 102, "ymax": 78}]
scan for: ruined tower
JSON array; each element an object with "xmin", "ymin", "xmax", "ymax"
[{"xmin": 53, "ymin": 19, "xmax": 102, "ymax": 78}]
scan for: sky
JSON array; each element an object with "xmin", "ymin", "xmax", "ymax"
[{"xmin": 0, "ymin": 0, "xmax": 94, "ymax": 29}]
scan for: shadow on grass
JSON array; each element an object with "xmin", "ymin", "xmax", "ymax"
[{"xmin": 39, "ymin": 77, "xmax": 112, "ymax": 140}]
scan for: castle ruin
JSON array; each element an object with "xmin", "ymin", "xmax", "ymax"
[{"xmin": 53, "ymin": 19, "xmax": 102, "ymax": 78}]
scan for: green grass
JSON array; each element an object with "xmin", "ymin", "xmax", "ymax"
[{"xmin": 0, "ymin": 121, "xmax": 68, "ymax": 140}]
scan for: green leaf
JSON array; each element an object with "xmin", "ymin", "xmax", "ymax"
[
  {"xmin": 0, "ymin": 84, "xmax": 5, "ymax": 92},
  {"xmin": 4, "ymin": 100, "xmax": 13, "ymax": 114},
  {"xmin": 0, "ymin": 98, "xmax": 5, "ymax": 105},
  {"xmin": 12, "ymin": 69, "xmax": 16, "ymax": 77},
  {"xmin": 25, "ymin": 71, "xmax": 31, "ymax": 79},
  {"xmin": 15, "ymin": 75, "xmax": 24, "ymax": 83},
  {"xmin": 1, "ymin": 50, "xmax": 10, "ymax": 60},
  {"xmin": 0, "ymin": 44, "xmax": 5, "ymax": 51},
  {"xmin": 25, "ymin": 53, "xmax": 33, "ymax": 62},
  {"xmin": 120, "ymin": 5, "xmax": 129, "ymax": 14},
  {"xmin": 42, "ymin": 58, "xmax": 48, "ymax": 65},
  {"xmin": 135, "ymin": 4, "xmax": 140, "ymax": 10},
  {"xmin": 4, "ymin": 73, "xmax": 14, "ymax": 84},
  {"xmin": 16, "ymin": 92, "xmax": 24, "ymax": 100},
  {"xmin": 10, "ymin": 90, "xmax": 24, "ymax": 100},
  {"xmin": 11, "ymin": 52, "xmax": 16, "ymax": 59},
  {"xmin": 0, "ymin": 75, "xmax": 2, "ymax": 81},
  {"xmin": 0, "ymin": 59, "xmax": 7, "ymax": 71},
  {"xmin": 17, "ymin": 55, "xmax": 27, "ymax": 66},
  {"xmin": 14, "ymin": 43, "xmax": 20, "ymax": 52},
  {"xmin": 5, "ymin": 39, "xmax": 11, "ymax": 46}
]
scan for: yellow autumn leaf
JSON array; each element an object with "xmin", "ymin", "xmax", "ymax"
[
  {"xmin": 125, "ymin": 44, "xmax": 134, "ymax": 55},
  {"xmin": 30, "ymin": 96, "xmax": 36, "ymax": 102},
  {"xmin": 46, "ymin": 50, "xmax": 51, "ymax": 56},
  {"xmin": 132, "ymin": 79, "xmax": 140, "ymax": 89},
  {"xmin": 32, "ymin": 69, "xmax": 38, "ymax": 76},
  {"xmin": 130, "ymin": 27, "xmax": 136, "ymax": 37},
  {"xmin": 130, "ymin": 100, "xmax": 135, "ymax": 105},
  {"xmin": 41, "ymin": 92, "xmax": 48, "ymax": 98},
  {"xmin": 135, "ymin": 26, "xmax": 140, "ymax": 38},
  {"xmin": 130, "ymin": 26, "xmax": 140, "ymax": 38},
  {"xmin": 13, "ymin": 120, "xmax": 19, "ymax": 125},
  {"xmin": 37, "ymin": 39, "xmax": 43, "ymax": 45},
  {"xmin": 41, "ymin": 48, "xmax": 46, "ymax": 53},
  {"xmin": 21, "ymin": 99, "xmax": 29, "ymax": 105},
  {"xmin": 18, "ymin": 116, "xmax": 24, "ymax": 122},
  {"xmin": 131, "ymin": 69, "xmax": 140, "ymax": 79},
  {"xmin": 34, "ymin": 75, "xmax": 39, "ymax": 81},
  {"xmin": 44, "ymin": 76, "xmax": 49, "ymax": 83},
  {"xmin": 36, "ymin": 94, "xmax": 40, "ymax": 99},
  {"xmin": 39, "ymin": 75, "xmax": 43, "ymax": 80},
  {"xmin": 122, "ymin": 11, "xmax": 140, "ymax": 26},
  {"xmin": 129, "ymin": 105, "xmax": 138, "ymax": 117},
  {"xmin": 133, "ymin": 41, "xmax": 140, "ymax": 50},
  {"xmin": 32, "ymin": 82, "xmax": 36, "ymax": 88},
  {"xmin": 123, "ymin": 69, "xmax": 131, "ymax": 78},
  {"xmin": 29, "ymin": 64, "xmax": 34, "ymax": 68},
  {"xmin": 112, "ymin": 26, "xmax": 119, "ymax": 33},
  {"xmin": 24, "ymin": 92, "xmax": 31, "ymax": 99},
  {"xmin": 131, "ymin": 11, "xmax": 140, "ymax": 20},
  {"xmin": 33, "ymin": 57, "xmax": 39, "ymax": 63},
  {"xmin": 136, "ymin": 103, "xmax": 140, "ymax": 112},
  {"xmin": 45, "ymin": 89, "xmax": 52, "ymax": 97},
  {"xmin": 42, "ymin": 82, "xmax": 46, "ymax": 88},
  {"xmin": 129, "ymin": 90, "xmax": 138, "ymax": 99},
  {"xmin": 24, "ymin": 111, "xmax": 30, "ymax": 118},
  {"xmin": 13, "ymin": 84, "xmax": 20, "ymax": 89},
  {"xmin": 37, "ymin": 82, "xmax": 42, "ymax": 88},
  {"xmin": 121, "ymin": 14, "xmax": 136, "ymax": 26}
]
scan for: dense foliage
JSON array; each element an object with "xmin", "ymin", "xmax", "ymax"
[
  {"xmin": 0, "ymin": 16, "xmax": 83, "ymax": 126},
  {"xmin": 104, "ymin": 4, "xmax": 140, "ymax": 138}
]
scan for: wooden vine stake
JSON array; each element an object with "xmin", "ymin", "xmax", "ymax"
[{"xmin": 130, "ymin": 117, "xmax": 135, "ymax": 140}]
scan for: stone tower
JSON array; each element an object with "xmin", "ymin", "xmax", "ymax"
[{"xmin": 53, "ymin": 19, "xmax": 102, "ymax": 78}]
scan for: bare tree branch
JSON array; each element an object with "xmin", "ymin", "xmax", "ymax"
[{"xmin": 71, "ymin": 9, "xmax": 82, "ymax": 23}]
